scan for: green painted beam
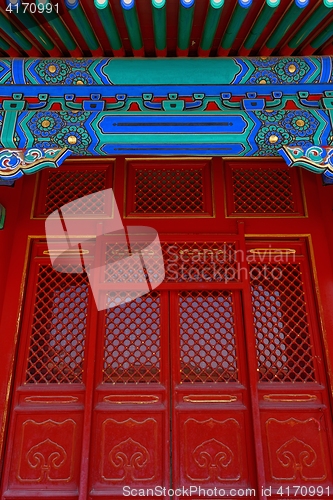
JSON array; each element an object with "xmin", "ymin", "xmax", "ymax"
[
  {"xmin": 152, "ymin": 0, "xmax": 167, "ymax": 54},
  {"xmin": 0, "ymin": 36, "xmax": 11, "ymax": 51},
  {"xmin": 303, "ymin": 20, "xmax": 333, "ymax": 53},
  {"xmin": 121, "ymin": 0, "xmax": 144, "ymax": 54},
  {"xmin": 12, "ymin": 5, "xmax": 58, "ymax": 52},
  {"xmin": 199, "ymin": 0, "xmax": 224, "ymax": 55},
  {"xmin": 0, "ymin": 11, "xmax": 35, "ymax": 53},
  {"xmin": 281, "ymin": 1, "xmax": 333, "ymax": 55},
  {"xmin": 65, "ymin": 0, "xmax": 100, "ymax": 52},
  {"xmin": 260, "ymin": 0, "xmax": 308, "ymax": 55},
  {"xmin": 94, "ymin": 0, "xmax": 124, "ymax": 54},
  {"xmin": 36, "ymin": 0, "xmax": 79, "ymax": 54},
  {"xmin": 218, "ymin": 1, "xmax": 252, "ymax": 56},
  {"xmin": 240, "ymin": 0, "xmax": 280, "ymax": 55},
  {"xmin": 177, "ymin": 0, "xmax": 195, "ymax": 55},
  {"xmin": 0, "ymin": 204, "xmax": 5, "ymax": 230}
]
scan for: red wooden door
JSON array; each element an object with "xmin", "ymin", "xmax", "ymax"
[{"xmin": 1, "ymin": 158, "xmax": 333, "ymax": 500}]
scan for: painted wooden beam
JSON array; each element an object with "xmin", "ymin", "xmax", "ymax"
[
  {"xmin": 94, "ymin": 0, "xmax": 124, "ymax": 56},
  {"xmin": 0, "ymin": 57, "xmax": 331, "ymax": 164}
]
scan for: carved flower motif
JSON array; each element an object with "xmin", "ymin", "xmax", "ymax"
[
  {"xmin": 256, "ymin": 124, "xmax": 291, "ymax": 151},
  {"xmin": 274, "ymin": 58, "xmax": 309, "ymax": 83},
  {"xmin": 35, "ymin": 60, "xmax": 69, "ymax": 84},
  {"xmin": 56, "ymin": 126, "xmax": 91, "ymax": 153},
  {"xmin": 59, "ymin": 111, "xmax": 91, "ymax": 124},
  {"xmin": 249, "ymin": 70, "xmax": 279, "ymax": 85},
  {"xmin": 29, "ymin": 112, "xmax": 64, "ymax": 137},
  {"xmin": 67, "ymin": 59, "xmax": 93, "ymax": 68},
  {"xmin": 254, "ymin": 110, "xmax": 286, "ymax": 123},
  {"xmin": 282, "ymin": 111, "xmax": 318, "ymax": 137},
  {"xmin": 251, "ymin": 57, "xmax": 279, "ymax": 68},
  {"xmin": 65, "ymin": 71, "xmax": 94, "ymax": 86}
]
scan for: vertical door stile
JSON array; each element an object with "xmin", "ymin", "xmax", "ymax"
[
  {"xmin": 237, "ymin": 222, "xmax": 267, "ymax": 500},
  {"xmin": 169, "ymin": 233, "xmax": 257, "ymax": 498},
  {"xmin": 78, "ymin": 231, "xmax": 101, "ymax": 500}
]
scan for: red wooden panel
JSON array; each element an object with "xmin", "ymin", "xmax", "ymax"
[
  {"xmin": 224, "ymin": 160, "xmax": 305, "ymax": 217},
  {"xmin": 125, "ymin": 159, "xmax": 213, "ymax": 218},
  {"xmin": 247, "ymin": 240, "xmax": 333, "ymax": 497},
  {"xmin": 2, "ymin": 157, "xmax": 333, "ymax": 500},
  {"xmin": 1, "ymin": 241, "xmax": 91, "ymax": 499},
  {"xmin": 33, "ymin": 161, "xmax": 114, "ymax": 218},
  {"xmin": 6, "ymin": 411, "xmax": 83, "ymax": 495},
  {"xmin": 88, "ymin": 291, "xmax": 170, "ymax": 499},
  {"xmin": 262, "ymin": 411, "xmax": 333, "ymax": 490},
  {"xmin": 171, "ymin": 290, "xmax": 257, "ymax": 498}
]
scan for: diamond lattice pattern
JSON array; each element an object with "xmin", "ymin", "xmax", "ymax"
[
  {"xmin": 103, "ymin": 292, "xmax": 161, "ymax": 384},
  {"xmin": 105, "ymin": 242, "xmax": 151, "ymax": 284},
  {"xmin": 26, "ymin": 265, "xmax": 89, "ymax": 384},
  {"xmin": 232, "ymin": 168, "xmax": 296, "ymax": 213},
  {"xmin": 44, "ymin": 169, "xmax": 107, "ymax": 215},
  {"xmin": 250, "ymin": 263, "xmax": 316, "ymax": 382},
  {"xmin": 162, "ymin": 242, "xmax": 239, "ymax": 283},
  {"xmin": 133, "ymin": 168, "xmax": 205, "ymax": 214},
  {"xmin": 179, "ymin": 291, "xmax": 238, "ymax": 383}
]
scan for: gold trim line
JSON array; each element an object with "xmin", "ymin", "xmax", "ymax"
[
  {"xmin": 183, "ymin": 395, "xmax": 237, "ymax": 403},
  {"xmin": 249, "ymin": 248, "xmax": 296, "ymax": 255},
  {"xmin": 24, "ymin": 396, "xmax": 79, "ymax": 404},
  {"xmin": 43, "ymin": 249, "xmax": 89, "ymax": 256},
  {"xmin": 103, "ymin": 395, "xmax": 159, "ymax": 404},
  {"xmin": 263, "ymin": 394, "xmax": 317, "ymax": 402}
]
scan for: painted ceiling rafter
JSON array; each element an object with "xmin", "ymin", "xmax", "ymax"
[{"xmin": 0, "ymin": 0, "xmax": 333, "ymax": 58}]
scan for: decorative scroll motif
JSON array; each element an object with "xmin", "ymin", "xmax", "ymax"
[
  {"xmin": 0, "ymin": 57, "xmax": 332, "ymax": 158},
  {"xmin": 26, "ymin": 439, "xmax": 67, "ymax": 482},
  {"xmin": 101, "ymin": 418, "xmax": 158, "ymax": 482},
  {"xmin": 17, "ymin": 419, "xmax": 76, "ymax": 483},
  {"xmin": 108, "ymin": 438, "xmax": 152, "ymax": 481},
  {"xmin": 183, "ymin": 395, "xmax": 237, "ymax": 403},
  {"xmin": 0, "ymin": 148, "xmax": 71, "ymax": 181},
  {"xmin": 103, "ymin": 395, "xmax": 159, "ymax": 404},
  {"xmin": 184, "ymin": 418, "xmax": 241, "ymax": 482},
  {"xmin": 279, "ymin": 145, "xmax": 333, "ymax": 184},
  {"xmin": 276, "ymin": 438, "xmax": 317, "ymax": 479},
  {"xmin": 266, "ymin": 418, "xmax": 327, "ymax": 481},
  {"xmin": 192, "ymin": 439, "xmax": 234, "ymax": 480}
]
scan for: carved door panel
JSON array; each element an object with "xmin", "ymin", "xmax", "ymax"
[
  {"xmin": 171, "ymin": 290, "xmax": 257, "ymax": 495},
  {"xmin": 1, "ymin": 238, "xmax": 171, "ymax": 500},
  {"xmin": 1, "ymin": 241, "xmax": 92, "ymax": 498},
  {"xmin": 2, "ymin": 236, "xmax": 333, "ymax": 500},
  {"xmin": 88, "ymin": 290, "xmax": 170, "ymax": 498},
  {"xmin": 247, "ymin": 241, "xmax": 333, "ymax": 494}
]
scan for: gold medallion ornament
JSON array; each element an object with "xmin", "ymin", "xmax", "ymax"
[
  {"xmin": 67, "ymin": 136, "xmax": 77, "ymax": 145},
  {"xmin": 269, "ymin": 134, "xmax": 278, "ymax": 144}
]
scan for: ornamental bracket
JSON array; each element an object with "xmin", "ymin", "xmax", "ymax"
[
  {"xmin": 0, "ymin": 148, "xmax": 72, "ymax": 182},
  {"xmin": 279, "ymin": 146, "xmax": 333, "ymax": 185}
]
